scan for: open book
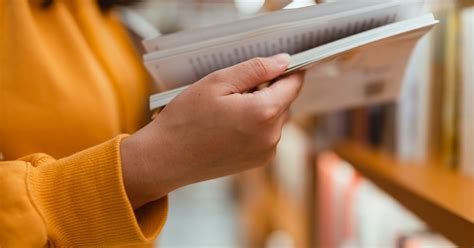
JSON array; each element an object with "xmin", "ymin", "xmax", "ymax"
[{"xmin": 143, "ymin": 1, "xmax": 438, "ymax": 115}]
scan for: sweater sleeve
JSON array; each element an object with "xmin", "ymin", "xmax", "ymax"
[{"xmin": 0, "ymin": 135, "xmax": 167, "ymax": 247}]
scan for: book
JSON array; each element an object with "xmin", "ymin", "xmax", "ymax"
[
  {"xmin": 400, "ymin": 1, "xmax": 464, "ymax": 169},
  {"xmin": 316, "ymin": 152, "xmax": 427, "ymax": 248},
  {"xmin": 460, "ymin": 6, "xmax": 474, "ymax": 178},
  {"xmin": 396, "ymin": 30, "xmax": 432, "ymax": 161},
  {"xmin": 399, "ymin": 232, "xmax": 456, "ymax": 248},
  {"xmin": 440, "ymin": 7, "xmax": 461, "ymax": 169},
  {"xmin": 143, "ymin": 1, "xmax": 438, "ymax": 114}
]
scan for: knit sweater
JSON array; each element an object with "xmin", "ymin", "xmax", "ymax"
[{"xmin": 0, "ymin": 0, "xmax": 167, "ymax": 246}]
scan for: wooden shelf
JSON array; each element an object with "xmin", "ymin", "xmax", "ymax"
[
  {"xmin": 459, "ymin": 0, "xmax": 474, "ymax": 8},
  {"xmin": 333, "ymin": 142, "xmax": 474, "ymax": 247}
]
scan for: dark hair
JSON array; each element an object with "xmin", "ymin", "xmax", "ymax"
[
  {"xmin": 97, "ymin": 0, "xmax": 141, "ymax": 11},
  {"xmin": 41, "ymin": 0, "xmax": 140, "ymax": 11}
]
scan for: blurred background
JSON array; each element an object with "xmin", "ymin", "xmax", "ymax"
[{"xmin": 120, "ymin": 0, "xmax": 474, "ymax": 247}]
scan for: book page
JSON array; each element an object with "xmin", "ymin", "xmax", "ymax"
[
  {"xmin": 142, "ymin": 1, "xmax": 400, "ymax": 52},
  {"xmin": 290, "ymin": 26, "xmax": 432, "ymax": 116},
  {"xmin": 148, "ymin": 16, "xmax": 436, "ymax": 110},
  {"xmin": 145, "ymin": 5, "xmax": 400, "ymax": 90}
]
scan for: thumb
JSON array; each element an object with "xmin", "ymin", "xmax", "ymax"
[{"xmin": 206, "ymin": 53, "xmax": 290, "ymax": 94}]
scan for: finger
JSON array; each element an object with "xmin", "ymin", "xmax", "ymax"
[
  {"xmin": 207, "ymin": 53, "xmax": 290, "ymax": 94},
  {"xmin": 254, "ymin": 72, "xmax": 304, "ymax": 115}
]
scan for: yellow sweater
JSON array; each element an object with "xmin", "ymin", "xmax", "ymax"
[{"xmin": 0, "ymin": 0, "xmax": 167, "ymax": 246}]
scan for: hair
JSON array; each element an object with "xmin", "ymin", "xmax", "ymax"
[
  {"xmin": 41, "ymin": 0, "xmax": 141, "ymax": 11},
  {"xmin": 97, "ymin": 0, "xmax": 142, "ymax": 11}
]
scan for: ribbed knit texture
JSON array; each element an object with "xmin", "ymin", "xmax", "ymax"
[
  {"xmin": 1, "ymin": 1, "xmax": 168, "ymax": 246},
  {"xmin": 27, "ymin": 135, "xmax": 168, "ymax": 246}
]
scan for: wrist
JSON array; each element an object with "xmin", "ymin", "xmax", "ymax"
[{"xmin": 120, "ymin": 130, "xmax": 168, "ymax": 209}]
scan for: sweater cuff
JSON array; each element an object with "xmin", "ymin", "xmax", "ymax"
[{"xmin": 28, "ymin": 135, "xmax": 168, "ymax": 246}]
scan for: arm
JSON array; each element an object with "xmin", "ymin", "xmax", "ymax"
[
  {"xmin": 0, "ymin": 54, "xmax": 303, "ymax": 247},
  {"xmin": 0, "ymin": 136, "xmax": 166, "ymax": 247}
]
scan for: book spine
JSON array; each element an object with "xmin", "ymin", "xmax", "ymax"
[
  {"xmin": 440, "ymin": 8, "xmax": 461, "ymax": 169},
  {"xmin": 460, "ymin": 7, "xmax": 474, "ymax": 178},
  {"xmin": 396, "ymin": 32, "xmax": 432, "ymax": 161}
]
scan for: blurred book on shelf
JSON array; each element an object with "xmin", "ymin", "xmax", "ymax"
[
  {"xmin": 398, "ymin": 232, "xmax": 457, "ymax": 248},
  {"xmin": 396, "ymin": 1, "xmax": 473, "ymax": 176},
  {"xmin": 439, "ymin": 4, "xmax": 461, "ymax": 170},
  {"xmin": 316, "ymin": 151, "xmax": 456, "ymax": 248},
  {"xmin": 326, "ymin": 1, "xmax": 474, "ymax": 178},
  {"xmin": 390, "ymin": 1, "xmax": 450, "ymax": 163},
  {"xmin": 460, "ymin": 6, "xmax": 474, "ymax": 178},
  {"xmin": 395, "ymin": 28, "xmax": 432, "ymax": 161}
]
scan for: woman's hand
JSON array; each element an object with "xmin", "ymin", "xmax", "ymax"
[{"xmin": 121, "ymin": 54, "xmax": 303, "ymax": 209}]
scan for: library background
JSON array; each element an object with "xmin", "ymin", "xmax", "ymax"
[{"xmin": 123, "ymin": 0, "xmax": 474, "ymax": 247}]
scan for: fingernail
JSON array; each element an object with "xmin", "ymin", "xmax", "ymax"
[{"xmin": 272, "ymin": 53, "xmax": 291, "ymax": 68}]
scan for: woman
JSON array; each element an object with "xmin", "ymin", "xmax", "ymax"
[{"xmin": 0, "ymin": 0, "xmax": 303, "ymax": 246}]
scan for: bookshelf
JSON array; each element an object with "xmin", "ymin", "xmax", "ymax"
[
  {"xmin": 237, "ymin": 1, "xmax": 473, "ymax": 247},
  {"xmin": 333, "ymin": 141, "xmax": 474, "ymax": 247}
]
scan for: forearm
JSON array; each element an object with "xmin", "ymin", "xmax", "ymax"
[{"xmin": 1, "ymin": 135, "xmax": 167, "ymax": 247}]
